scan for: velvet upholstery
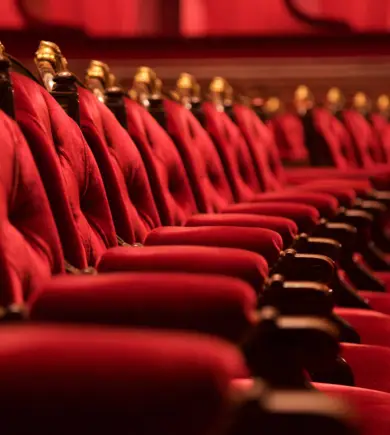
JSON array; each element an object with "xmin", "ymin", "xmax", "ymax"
[{"xmin": 0, "ymin": 324, "xmax": 242, "ymax": 435}]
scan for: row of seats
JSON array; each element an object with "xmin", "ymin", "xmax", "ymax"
[{"xmin": 1, "ymin": 39, "xmax": 390, "ymax": 433}]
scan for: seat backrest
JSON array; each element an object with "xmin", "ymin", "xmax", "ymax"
[
  {"xmin": 11, "ymin": 72, "xmax": 117, "ymax": 268},
  {"xmin": 233, "ymin": 104, "xmax": 286, "ymax": 191},
  {"xmin": 163, "ymin": 99, "xmax": 235, "ymax": 213},
  {"xmin": 202, "ymin": 101, "xmax": 262, "ymax": 203},
  {"xmin": 124, "ymin": 98, "xmax": 198, "ymax": 226},
  {"xmin": 342, "ymin": 109, "xmax": 380, "ymax": 168},
  {"xmin": 0, "ymin": 110, "xmax": 64, "ymax": 305},
  {"xmin": 370, "ymin": 112, "xmax": 390, "ymax": 163},
  {"xmin": 311, "ymin": 108, "xmax": 352, "ymax": 169},
  {"xmin": 78, "ymin": 87, "xmax": 161, "ymax": 244},
  {"xmin": 268, "ymin": 113, "xmax": 309, "ymax": 164}
]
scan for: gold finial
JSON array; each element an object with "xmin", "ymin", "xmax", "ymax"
[
  {"xmin": 377, "ymin": 94, "xmax": 390, "ymax": 112},
  {"xmin": 85, "ymin": 60, "xmax": 110, "ymax": 87},
  {"xmin": 132, "ymin": 66, "xmax": 162, "ymax": 104},
  {"xmin": 175, "ymin": 73, "xmax": 201, "ymax": 105},
  {"xmin": 264, "ymin": 97, "xmax": 281, "ymax": 114},
  {"xmin": 209, "ymin": 76, "xmax": 227, "ymax": 94},
  {"xmin": 327, "ymin": 87, "xmax": 342, "ymax": 104},
  {"xmin": 177, "ymin": 73, "xmax": 195, "ymax": 90},
  {"xmin": 353, "ymin": 91, "xmax": 368, "ymax": 109},
  {"xmin": 35, "ymin": 40, "xmax": 68, "ymax": 72},
  {"xmin": 134, "ymin": 66, "xmax": 156, "ymax": 86},
  {"xmin": 294, "ymin": 85, "xmax": 310, "ymax": 101},
  {"xmin": 209, "ymin": 76, "xmax": 233, "ymax": 106},
  {"xmin": 0, "ymin": 42, "xmax": 5, "ymax": 59}
]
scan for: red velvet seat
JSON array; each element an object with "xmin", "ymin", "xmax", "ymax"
[
  {"xmin": 0, "ymin": 324, "xmax": 241, "ymax": 435},
  {"xmin": 122, "ymin": 97, "xmax": 313, "ymax": 236},
  {"xmin": 3, "ymin": 74, "xmax": 273, "ymax": 305},
  {"xmin": 5, "ymin": 81, "xmax": 390, "ymax": 429},
  {"xmin": 201, "ymin": 101, "xmax": 343, "ymax": 222},
  {"xmin": 273, "ymin": 108, "xmax": 390, "ymax": 190},
  {"xmin": 28, "ymin": 272, "xmax": 390, "ymax": 398},
  {"xmin": 233, "ymin": 104, "xmax": 361, "ymax": 206}
]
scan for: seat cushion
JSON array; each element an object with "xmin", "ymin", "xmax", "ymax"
[
  {"xmin": 341, "ymin": 343, "xmax": 390, "ymax": 394},
  {"xmin": 145, "ymin": 226, "xmax": 283, "ymax": 266},
  {"xmin": 0, "ymin": 324, "xmax": 243, "ymax": 435},
  {"xmin": 223, "ymin": 202, "xmax": 320, "ymax": 233},
  {"xmin": 334, "ymin": 307, "xmax": 390, "ymax": 347},
  {"xmin": 315, "ymin": 383, "xmax": 390, "ymax": 435},
  {"xmin": 30, "ymin": 272, "xmax": 257, "ymax": 343},
  {"xmin": 186, "ymin": 213, "xmax": 298, "ymax": 248},
  {"xmin": 249, "ymin": 191, "xmax": 339, "ymax": 219}
]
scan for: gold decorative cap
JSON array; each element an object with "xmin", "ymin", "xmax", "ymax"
[
  {"xmin": 377, "ymin": 94, "xmax": 390, "ymax": 112},
  {"xmin": 0, "ymin": 41, "xmax": 5, "ymax": 57},
  {"xmin": 264, "ymin": 97, "xmax": 281, "ymax": 113},
  {"xmin": 353, "ymin": 91, "xmax": 368, "ymax": 109},
  {"xmin": 294, "ymin": 85, "xmax": 311, "ymax": 101},
  {"xmin": 177, "ymin": 73, "xmax": 195, "ymax": 90},
  {"xmin": 132, "ymin": 66, "xmax": 162, "ymax": 100},
  {"xmin": 209, "ymin": 76, "xmax": 227, "ymax": 94},
  {"xmin": 209, "ymin": 76, "xmax": 233, "ymax": 103},
  {"xmin": 175, "ymin": 73, "xmax": 201, "ymax": 103},
  {"xmin": 326, "ymin": 87, "xmax": 342, "ymax": 104},
  {"xmin": 35, "ymin": 40, "xmax": 68, "ymax": 72},
  {"xmin": 86, "ymin": 60, "xmax": 110, "ymax": 86}
]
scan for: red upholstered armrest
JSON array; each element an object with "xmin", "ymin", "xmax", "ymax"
[{"xmin": 97, "ymin": 245, "xmax": 268, "ymax": 292}]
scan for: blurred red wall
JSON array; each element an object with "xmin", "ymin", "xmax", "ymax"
[{"xmin": 3, "ymin": 0, "xmax": 390, "ymax": 36}]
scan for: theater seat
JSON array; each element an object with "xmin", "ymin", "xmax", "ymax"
[{"xmin": 28, "ymin": 272, "xmax": 390, "ymax": 399}]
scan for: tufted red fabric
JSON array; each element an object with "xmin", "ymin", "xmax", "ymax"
[
  {"xmin": 0, "ymin": 325, "xmax": 242, "ymax": 435},
  {"xmin": 11, "ymin": 72, "xmax": 117, "ymax": 268},
  {"xmin": 9, "ymin": 72, "xmax": 287, "ymax": 280},
  {"xmin": 203, "ymin": 101, "xmax": 263, "ymax": 203},
  {"xmin": 122, "ymin": 96, "xmax": 308, "ymax": 249},
  {"xmin": 30, "ymin": 272, "xmax": 257, "ymax": 343},
  {"xmin": 9, "ymin": 71, "xmax": 283, "ymax": 282},
  {"xmin": 233, "ymin": 104, "xmax": 357, "ymax": 208},
  {"xmin": 268, "ymin": 113, "xmax": 309, "ymax": 163},
  {"xmin": 79, "ymin": 87, "xmax": 160, "ymax": 244},
  {"xmin": 124, "ymin": 98, "xmax": 198, "ymax": 226},
  {"xmin": 273, "ymin": 109, "xmax": 390, "ymax": 190},
  {"xmin": 342, "ymin": 110, "xmax": 383, "ymax": 167},
  {"xmin": 164, "ymin": 99, "xmax": 234, "ymax": 214},
  {"xmin": 203, "ymin": 102, "xmax": 342, "ymax": 219},
  {"xmin": 163, "ymin": 99, "xmax": 313, "ymax": 234},
  {"xmin": 371, "ymin": 113, "xmax": 390, "ymax": 162},
  {"xmin": 0, "ymin": 111, "xmax": 64, "ymax": 306}
]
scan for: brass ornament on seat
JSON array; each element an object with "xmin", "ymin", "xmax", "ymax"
[
  {"xmin": 293, "ymin": 84, "xmax": 314, "ymax": 115},
  {"xmin": 174, "ymin": 72, "xmax": 201, "ymax": 109},
  {"xmin": 0, "ymin": 42, "xmax": 6, "ymax": 60},
  {"xmin": 209, "ymin": 76, "xmax": 233, "ymax": 111},
  {"xmin": 325, "ymin": 87, "xmax": 345, "ymax": 114},
  {"xmin": 131, "ymin": 66, "xmax": 162, "ymax": 108},
  {"xmin": 35, "ymin": 41, "xmax": 68, "ymax": 91},
  {"xmin": 264, "ymin": 97, "xmax": 281, "ymax": 115},
  {"xmin": 85, "ymin": 60, "xmax": 111, "ymax": 103},
  {"xmin": 353, "ymin": 91, "xmax": 368, "ymax": 109},
  {"xmin": 377, "ymin": 94, "xmax": 390, "ymax": 114}
]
